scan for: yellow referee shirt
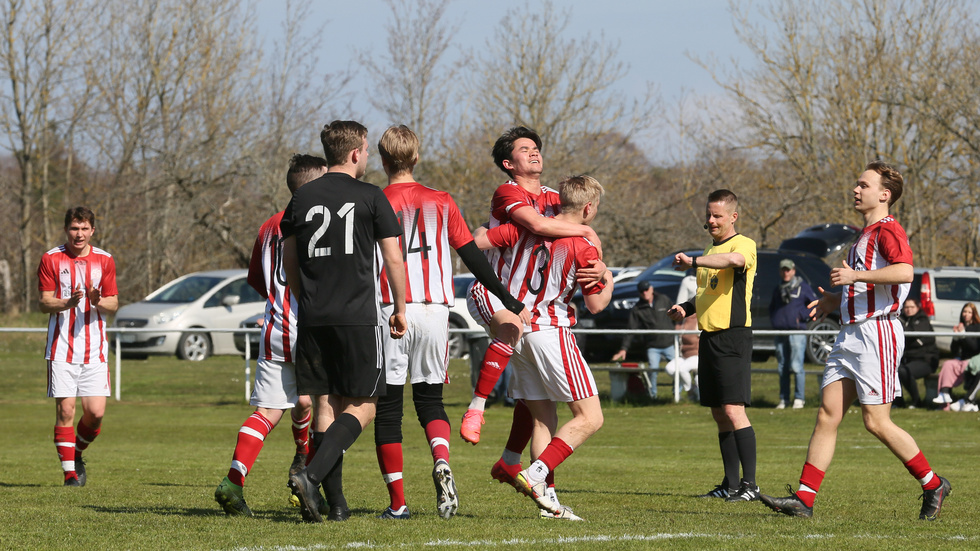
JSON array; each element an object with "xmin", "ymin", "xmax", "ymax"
[{"xmin": 695, "ymin": 234, "xmax": 757, "ymax": 332}]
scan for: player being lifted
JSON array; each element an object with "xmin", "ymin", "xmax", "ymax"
[
  {"xmin": 373, "ymin": 125, "xmax": 527, "ymax": 520},
  {"xmin": 473, "ymin": 175, "xmax": 613, "ymax": 519},
  {"xmin": 213, "ymin": 154, "xmax": 322, "ymax": 516},
  {"xmin": 460, "ymin": 126, "xmax": 605, "ymax": 445}
]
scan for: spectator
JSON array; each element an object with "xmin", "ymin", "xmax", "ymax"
[
  {"xmin": 664, "ymin": 314, "xmax": 700, "ymax": 401},
  {"xmin": 933, "ymin": 302, "xmax": 980, "ymax": 406},
  {"xmin": 896, "ymin": 299, "xmax": 939, "ymax": 408},
  {"xmin": 611, "ymin": 280, "xmax": 676, "ymax": 398},
  {"xmin": 769, "ymin": 258, "xmax": 818, "ymax": 409}
]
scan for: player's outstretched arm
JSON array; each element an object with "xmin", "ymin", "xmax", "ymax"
[
  {"xmin": 379, "ymin": 236, "xmax": 408, "ymax": 338},
  {"xmin": 456, "ymin": 240, "xmax": 528, "ymax": 321},
  {"xmin": 807, "ymin": 286, "xmax": 841, "ymax": 322},
  {"xmin": 510, "ymin": 205, "xmax": 603, "ymax": 259}
]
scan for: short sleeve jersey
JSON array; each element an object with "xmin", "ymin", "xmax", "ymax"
[
  {"xmin": 377, "ymin": 181, "xmax": 474, "ymax": 306},
  {"xmin": 841, "ymin": 216, "xmax": 913, "ymax": 324},
  {"xmin": 280, "ymin": 172, "xmax": 402, "ymax": 326},
  {"xmin": 485, "ymin": 181, "xmax": 561, "ymax": 282},
  {"xmin": 486, "ymin": 223, "xmax": 602, "ymax": 330},
  {"xmin": 37, "ymin": 245, "xmax": 118, "ymax": 363},
  {"xmin": 695, "ymin": 234, "xmax": 757, "ymax": 332},
  {"xmin": 247, "ymin": 211, "xmax": 297, "ymax": 362}
]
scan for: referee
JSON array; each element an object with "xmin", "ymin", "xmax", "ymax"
[{"xmin": 668, "ymin": 189, "xmax": 760, "ymax": 503}]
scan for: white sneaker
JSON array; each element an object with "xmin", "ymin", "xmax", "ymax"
[
  {"xmin": 432, "ymin": 459, "xmax": 458, "ymax": 520},
  {"xmin": 776, "ymin": 400, "xmax": 786, "ymax": 410},
  {"xmin": 950, "ymin": 399, "xmax": 964, "ymax": 412},
  {"xmin": 515, "ymin": 470, "xmax": 559, "ymax": 513},
  {"xmin": 932, "ymin": 392, "xmax": 952, "ymax": 404},
  {"xmin": 963, "ymin": 402, "xmax": 979, "ymax": 412},
  {"xmin": 540, "ymin": 505, "xmax": 584, "ymax": 520},
  {"xmin": 792, "ymin": 399, "xmax": 805, "ymax": 409}
]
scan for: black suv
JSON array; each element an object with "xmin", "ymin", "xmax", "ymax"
[{"xmin": 573, "ymin": 249, "xmax": 839, "ymax": 364}]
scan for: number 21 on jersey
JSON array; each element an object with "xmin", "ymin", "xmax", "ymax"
[{"xmin": 305, "ymin": 203, "xmax": 355, "ymax": 257}]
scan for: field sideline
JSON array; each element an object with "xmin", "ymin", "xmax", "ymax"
[{"xmin": 0, "ymin": 331, "xmax": 976, "ymax": 550}]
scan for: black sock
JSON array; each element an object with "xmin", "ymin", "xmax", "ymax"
[
  {"xmin": 306, "ymin": 413, "xmax": 362, "ymax": 485},
  {"xmin": 322, "ymin": 455, "xmax": 346, "ymax": 509},
  {"xmin": 733, "ymin": 426, "xmax": 757, "ymax": 484},
  {"xmin": 718, "ymin": 431, "xmax": 739, "ymax": 491}
]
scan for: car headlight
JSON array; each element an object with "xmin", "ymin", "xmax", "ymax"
[{"xmin": 154, "ymin": 310, "xmax": 184, "ymax": 325}]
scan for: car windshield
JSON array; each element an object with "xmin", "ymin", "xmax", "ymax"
[
  {"xmin": 147, "ymin": 276, "xmax": 225, "ymax": 303},
  {"xmin": 454, "ymin": 276, "xmax": 475, "ymax": 299},
  {"xmin": 635, "ymin": 251, "xmax": 699, "ymax": 281}
]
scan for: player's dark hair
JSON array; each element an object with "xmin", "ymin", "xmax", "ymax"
[
  {"xmin": 491, "ymin": 126, "xmax": 542, "ymax": 178},
  {"xmin": 286, "ymin": 154, "xmax": 327, "ymax": 194},
  {"xmin": 706, "ymin": 189, "xmax": 738, "ymax": 212},
  {"xmin": 320, "ymin": 120, "xmax": 368, "ymax": 167},
  {"xmin": 865, "ymin": 160, "xmax": 903, "ymax": 205},
  {"xmin": 64, "ymin": 206, "xmax": 95, "ymax": 229},
  {"xmin": 378, "ymin": 125, "xmax": 419, "ymax": 175}
]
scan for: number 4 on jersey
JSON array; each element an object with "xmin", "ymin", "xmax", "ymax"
[{"xmin": 396, "ymin": 208, "xmax": 431, "ymax": 260}]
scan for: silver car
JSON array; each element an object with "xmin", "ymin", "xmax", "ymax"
[{"xmin": 112, "ymin": 269, "xmax": 266, "ymax": 361}]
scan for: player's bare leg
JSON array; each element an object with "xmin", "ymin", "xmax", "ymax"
[{"xmin": 460, "ymin": 310, "xmax": 524, "ymax": 444}]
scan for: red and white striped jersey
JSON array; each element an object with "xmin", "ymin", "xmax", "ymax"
[
  {"xmin": 484, "ymin": 181, "xmax": 561, "ymax": 282},
  {"xmin": 37, "ymin": 245, "xmax": 118, "ymax": 363},
  {"xmin": 247, "ymin": 211, "xmax": 297, "ymax": 362},
  {"xmin": 841, "ymin": 216, "xmax": 914, "ymax": 325},
  {"xmin": 378, "ymin": 181, "xmax": 474, "ymax": 306},
  {"xmin": 481, "ymin": 223, "xmax": 602, "ymax": 330}
]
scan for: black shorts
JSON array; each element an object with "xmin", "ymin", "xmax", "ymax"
[
  {"xmin": 698, "ymin": 327, "xmax": 752, "ymax": 407},
  {"xmin": 296, "ymin": 325, "xmax": 386, "ymax": 398}
]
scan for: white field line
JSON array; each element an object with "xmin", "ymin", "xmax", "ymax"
[{"xmin": 226, "ymin": 532, "xmax": 978, "ymax": 551}]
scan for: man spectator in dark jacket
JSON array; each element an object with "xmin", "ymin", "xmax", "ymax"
[
  {"xmin": 769, "ymin": 259, "xmax": 817, "ymax": 409},
  {"xmin": 611, "ymin": 280, "xmax": 675, "ymax": 398}
]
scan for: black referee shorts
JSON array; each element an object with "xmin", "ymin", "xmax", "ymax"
[
  {"xmin": 296, "ymin": 325, "xmax": 386, "ymax": 398},
  {"xmin": 698, "ymin": 327, "xmax": 753, "ymax": 407}
]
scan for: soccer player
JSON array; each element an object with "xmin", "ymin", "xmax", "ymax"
[
  {"xmin": 667, "ymin": 190, "xmax": 760, "ymax": 502},
  {"xmin": 760, "ymin": 161, "xmax": 952, "ymax": 520},
  {"xmin": 460, "ymin": 126, "xmax": 605, "ymax": 445},
  {"xmin": 38, "ymin": 207, "xmax": 118, "ymax": 486},
  {"xmin": 213, "ymin": 154, "xmax": 323, "ymax": 516},
  {"xmin": 473, "ymin": 175, "xmax": 613, "ymax": 519},
  {"xmin": 373, "ymin": 125, "xmax": 527, "ymax": 520},
  {"xmin": 283, "ymin": 120, "xmax": 408, "ymax": 523}
]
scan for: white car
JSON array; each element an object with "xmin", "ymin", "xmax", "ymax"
[
  {"xmin": 914, "ymin": 267, "xmax": 980, "ymax": 351},
  {"xmin": 112, "ymin": 269, "xmax": 266, "ymax": 360},
  {"xmin": 449, "ymin": 275, "xmax": 483, "ymax": 359}
]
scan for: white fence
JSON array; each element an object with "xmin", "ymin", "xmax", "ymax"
[{"xmin": 0, "ymin": 327, "xmax": 951, "ymax": 403}]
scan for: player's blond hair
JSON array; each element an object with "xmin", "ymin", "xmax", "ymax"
[
  {"xmin": 559, "ymin": 175, "xmax": 604, "ymax": 211},
  {"xmin": 378, "ymin": 125, "xmax": 419, "ymax": 174}
]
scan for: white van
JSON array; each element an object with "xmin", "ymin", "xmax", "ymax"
[{"xmin": 913, "ymin": 267, "xmax": 980, "ymax": 351}]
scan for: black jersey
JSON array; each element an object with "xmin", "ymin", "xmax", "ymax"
[{"xmin": 280, "ymin": 172, "xmax": 402, "ymax": 326}]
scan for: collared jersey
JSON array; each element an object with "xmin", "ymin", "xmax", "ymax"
[
  {"xmin": 377, "ymin": 181, "xmax": 474, "ymax": 306},
  {"xmin": 695, "ymin": 234, "xmax": 757, "ymax": 332},
  {"xmin": 280, "ymin": 172, "xmax": 402, "ymax": 326},
  {"xmin": 841, "ymin": 216, "xmax": 913, "ymax": 325},
  {"xmin": 485, "ymin": 180, "xmax": 561, "ymax": 283},
  {"xmin": 37, "ymin": 245, "xmax": 118, "ymax": 363},
  {"xmin": 247, "ymin": 211, "xmax": 297, "ymax": 362},
  {"xmin": 484, "ymin": 223, "xmax": 602, "ymax": 330}
]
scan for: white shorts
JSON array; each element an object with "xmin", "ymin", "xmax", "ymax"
[
  {"xmin": 510, "ymin": 327, "xmax": 597, "ymax": 403},
  {"xmin": 466, "ymin": 282, "xmax": 504, "ymax": 334},
  {"xmin": 250, "ymin": 358, "xmax": 299, "ymax": 409},
  {"xmin": 47, "ymin": 360, "xmax": 110, "ymax": 398},
  {"xmin": 822, "ymin": 317, "xmax": 903, "ymax": 405},
  {"xmin": 381, "ymin": 303, "xmax": 450, "ymax": 385}
]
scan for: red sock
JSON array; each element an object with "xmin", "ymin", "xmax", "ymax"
[
  {"xmin": 796, "ymin": 462, "xmax": 825, "ymax": 507},
  {"xmin": 546, "ymin": 469, "xmax": 556, "ymax": 489},
  {"xmin": 904, "ymin": 451, "xmax": 941, "ymax": 491},
  {"xmin": 424, "ymin": 419, "xmax": 451, "ymax": 463},
  {"xmin": 376, "ymin": 443, "xmax": 405, "ymax": 509},
  {"xmin": 227, "ymin": 412, "xmax": 273, "ymax": 487},
  {"xmin": 504, "ymin": 400, "xmax": 533, "ymax": 453},
  {"xmin": 75, "ymin": 419, "xmax": 100, "ymax": 457},
  {"xmin": 538, "ymin": 438, "xmax": 574, "ymax": 472},
  {"xmin": 54, "ymin": 426, "xmax": 76, "ymax": 480},
  {"xmin": 290, "ymin": 410, "xmax": 311, "ymax": 455},
  {"xmin": 474, "ymin": 339, "xmax": 514, "ymax": 398}
]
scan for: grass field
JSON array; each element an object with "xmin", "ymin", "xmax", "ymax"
[{"xmin": 0, "ymin": 327, "xmax": 976, "ymax": 550}]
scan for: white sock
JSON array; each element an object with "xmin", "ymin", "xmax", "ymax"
[
  {"xmin": 468, "ymin": 396, "xmax": 487, "ymax": 411},
  {"xmin": 527, "ymin": 460, "xmax": 549, "ymax": 484}
]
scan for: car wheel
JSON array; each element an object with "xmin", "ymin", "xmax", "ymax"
[
  {"xmin": 806, "ymin": 319, "xmax": 840, "ymax": 365},
  {"xmin": 448, "ymin": 318, "xmax": 468, "ymax": 360},
  {"xmin": 177, "ymin": 331, "xmax": 212, "ymax": 361}
]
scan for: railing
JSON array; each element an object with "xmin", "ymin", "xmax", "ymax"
[{"xmin": 0, "ymin": 326, "xmax": 949, "ymax": 403}]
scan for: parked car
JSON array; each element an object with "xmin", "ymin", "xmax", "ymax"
[
  {"xmin": 779, "ymin": 223, "xmax": 860, "ymax": 262},
  {"xmin": 573, "ymin": 249, "xmax": 838, "ymax": 364},
  {"xmin": 450, "ymin": 274, "xmax": 483, "ymax": 359},
  {"xmin": 910, "ymin": 266, "xmax": 980, "ymax": 351},
  {"xmin": 233, "ymin": 313, "xmax": 263, "ymax": 358},
  {"xmin": 113, "ymin": 269, "xmax": 266, "ymax": 361}
]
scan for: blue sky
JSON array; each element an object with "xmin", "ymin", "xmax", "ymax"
[{"xmin": 256, "ymin": 0, "xmax": 754, "ymax": 119}]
